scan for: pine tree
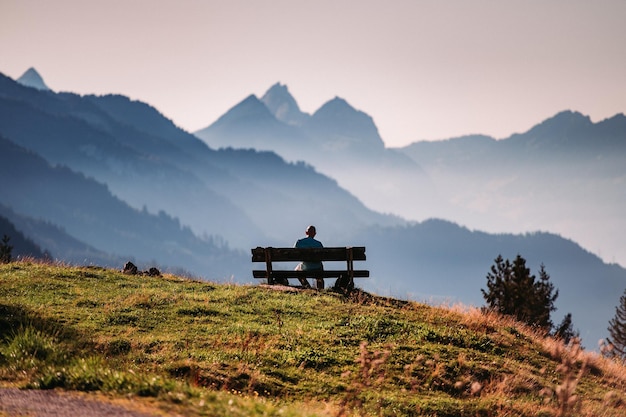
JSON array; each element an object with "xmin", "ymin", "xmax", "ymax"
[
  {"xmin": 481, "ymin": 254, "xmax": 558, "ymax": 331},
  {"xmin": 605, "ymin": 288, "xmax": 626, "ymax": 360},
  {"xmin": 531, "ymin": 264, "xmax": 559, "ymax": 330},
  {"xmin": 481, "ymin": 255, "xmax": 511, "ymax": 314},
  {"xmin": 554, "ymin": 313, "xmax": 579, "ymax": 344},
  {"xmin": 0, "ymin": 234, "xmax": 12, "ymax": 263}
]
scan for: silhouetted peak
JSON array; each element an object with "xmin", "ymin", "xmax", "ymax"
[
  {"xmin": 509, "ymin": 110, "xmax": 592, "ymax": 144},
  {"xmin": 204, "ymin": 94, "xmax": 280, "ymax": 130},
  {"xmin": 240, "ymin": 94, "xmax": 263, "ymax": 106},
  {"xmin": 318, "ymin": 96, "xmax": 351, "ymax": 112},
  {"xmin": 596, "ymin": 113, "xmax": 626, "ymax": 130},
  {"xmin": 261, "ymin": 83, "xmax": 292, "ymax": 106},
  {"xmin": 266, "ymin": 82, "xmax": 288, "ymax": 95},
  {"xmin": 261, "ymin": 83, "xmax": 309, "ymax": 126},
  {"xmin": 16, "ymin": 67, "xmax": 51, "ymax": 91},
  {"xmin": 313, "ymin": 96, "xmax": 373, "ymax": 125},
  {"xmin": 504, "ymin": 110, "xmax": 626, "ymax": 152},
  {"xmin": 542, "ymin": 110, "xmax": 592, "ymax": 127},
  {"xmin": 310, "ymin": 97, "xmax": 385, "ymax": 150},
  {"xmin": 227, "ymin": 94, "xmax": 272, "ymax": 118}
]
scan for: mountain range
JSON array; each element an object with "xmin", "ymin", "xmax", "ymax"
[
  {"xmin": 197, "ymin": 83, "xmax": 626, "ymax": 269},
  {"xmin": 195, "ymin": 83, "xmax": 442, "ymax": 222},
  {"xmin": 2, "ymin": 68, "xmax": 625, "ymax": 349},
  {"xmin": 398, "ymin": 111, "xmax": 626, "ymax": 267}
]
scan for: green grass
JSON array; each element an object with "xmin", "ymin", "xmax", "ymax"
[{"xmin": 1, "ymin": 261, "xmax": 625, "ymax": 416}]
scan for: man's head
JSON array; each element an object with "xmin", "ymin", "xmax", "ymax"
[{"xmin": 305, "ymin": 225, "xmax": 316, "ymax": 237}]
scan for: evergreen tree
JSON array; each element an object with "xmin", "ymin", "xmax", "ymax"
[
  {"xmin": 554, "ymin": 313, "xmax": 579, "ymax": 344},
  {"xmin": 531, "ymin": 264, "xmax": 559, "ymax": 330},
  {"xmin": 481, "ymin": 254, "xmax": 558, "ymax": 331},
  {"xmin": 0, "ymin": 234, "xmax": 12, "ymax": 263},
  {"xmin": 605, "ymin": 288, "xmax": 626, "ymax": 360}
]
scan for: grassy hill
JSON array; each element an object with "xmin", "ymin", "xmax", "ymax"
[{"xmin": 1, "ymin": 261, "xmax": 625, "ymax": 416}]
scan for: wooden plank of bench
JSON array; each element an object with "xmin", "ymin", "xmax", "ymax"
[
  {"xmin": 251, "ymin": 246, "xmax": 368, "ymax": 288},
  {"xmin": 253, "ymin": 270, "xmax": 369, "ymax": 279},
  {"xmin": 251, "ymin": 247, "xmax": 366, "ymax": 262}
]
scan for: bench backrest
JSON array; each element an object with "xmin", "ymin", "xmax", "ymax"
[{"xmin": 251, "ymin": 247, "xmax": 366, "ymax": 262}]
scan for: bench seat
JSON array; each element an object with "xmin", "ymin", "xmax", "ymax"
[
  {"xmin": 251, "ymin": 246, "xmax": 369, "ymax": 290},
  {"xmin": 252, "ymin": 269, "xmax": 370, "ymax": 279}
]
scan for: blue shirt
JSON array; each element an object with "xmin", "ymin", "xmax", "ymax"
[{"xmin": 294, "ymin": 237, "xmax": 323, "ymax": 270}]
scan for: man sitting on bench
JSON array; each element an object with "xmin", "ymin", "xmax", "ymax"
[{"xmin": 294, "ymin": 225, "xmax": 323, "ymax": 289}]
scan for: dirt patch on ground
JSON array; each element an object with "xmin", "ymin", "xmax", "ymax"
[{"xmin": 0, "ymin": 388, "xmax": 162, "ymax": 417}]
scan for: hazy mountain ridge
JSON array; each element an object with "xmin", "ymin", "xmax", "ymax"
[
  {"xmin": 0, "ymin": 203, "xmax": 119, "ymax": 267},
  {"xmin": 397, "ymin": 110, "xmax": 626, "ymax": 267},
  {"xmin": 195, "ymin": 84, "xmax": 442, "ymax": 220},
  {"xmin": 0, "ymin": 83, "xmax": 260, "ymax": 247},
  {"xmin": 2, "ymin": 73, "xmax": 384, "ymax": 247},
  {"xmin": 198, "ymin": 83, "xmax": 397, "ymax": 158},
  {"xmin": 0, "ymin": 70, "xmax": 397, "ymax": 248},
  {"xmin": 508, "ymin": 111, "xmax": 626, "ymax": 153},
  {"xmin": 202, "ymin": 82, "xmax": 625, "ymax": 267},
  {"xmin": 0, "ymin": 212, "xmax": 46, "ymax": 259},
  {"xmin": 0, "ymin": 135, "xmax": 246, "ymax": 278},
  {"xmin": 196, "ymin": 94, "xmax": 310, "ymax": 154},
  {"xmin": 3, "ymin": 69, "xmax": 625, "ymax": 348},
  {"xmin": 71, "ymin": 81, "xmax": 402, "ymax": 244}
]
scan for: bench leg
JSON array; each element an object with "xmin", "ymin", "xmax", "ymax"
[
  {"xmin": 298, "ymin": 277, "xmax": 311, "ymax": 289},
  {"xmin": 316, "ymin": 278, "xmax": 324, "ymax": 290},
  {"xmin": 333, "ymin": 274, "xmax": 354, "ymax": 293}
]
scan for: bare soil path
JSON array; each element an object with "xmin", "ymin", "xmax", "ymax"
[{"xmin": 0, "ymin": 388, "xmax": 162, "ymax": 417}]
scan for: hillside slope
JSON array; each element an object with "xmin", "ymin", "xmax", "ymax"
[
  {"xmin": 1, "ymin": 262, "xmax": 625, "ymax": 417},
  {"xmin": 353, "ymin": 220, "xmax": 626, "ymax": 350}
]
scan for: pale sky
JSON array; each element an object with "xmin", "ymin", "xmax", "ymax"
[{"xmin": 1, "ymin": 0, "xmax": 625, "ymax": 147}]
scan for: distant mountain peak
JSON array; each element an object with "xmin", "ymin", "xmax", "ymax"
[
  {"xmin": 204, "ymin": 94, "xmax": 276, "ymax": 128},
  {"xmin": 322, "ymin": 96, "xmax": 351, "ymax": 110},
  {"xmin": 227, "ymin": 94, "xmax": 269, "ymax": 116},
  {"xmin": 313, "ymin": 96, "xmax": 370, "ymax": 121},
  {"xmin": 240, "ymin": 94, "xmax": 263, "ymax": 106},
  {"xmin": 514, "ymin": 110, "xmax": 593, "ymax": 144},
  {"xmin": 194, "ymin": 93, "xmax": 286, "ymax": 143},
  {"xmin": 16, "ymin": 67, "xmax": 51, "ymax": 91},
  {"xmin": 267, "ymin": 82, "xmax": 288, "ymax": 94},
  {"xmin": 261, "ymin": 82, "xmax": 310, "ymax": 127},
  {"xmin": 309, "ymin": 96, "xmax": 385, "ymax": 150},
  {"xmin": 547, "ymin": 110, "xmax": 591, "ymax": 124}
]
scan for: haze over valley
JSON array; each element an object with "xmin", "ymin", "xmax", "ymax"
[{"xmin": 197, "ymin": 82, "xmax": 626, "ymax": 268}]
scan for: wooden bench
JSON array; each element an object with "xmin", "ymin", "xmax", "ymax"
[{"xmin": 251, "ymin": 246, "xmax": 369, "ymax": 290}]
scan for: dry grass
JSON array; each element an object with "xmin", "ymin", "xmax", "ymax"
[{"xmin": 449, "ymin": 303, "xmax": 626, "ymax": 416}]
